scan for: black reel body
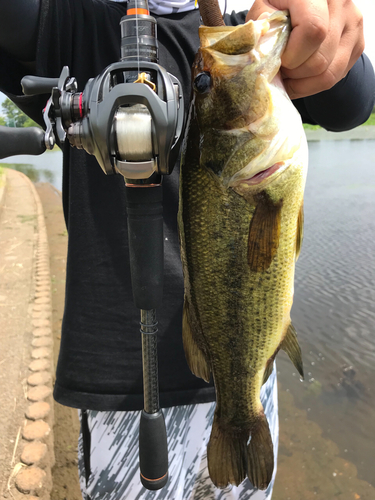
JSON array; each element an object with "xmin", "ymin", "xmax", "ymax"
[
  {"xmin": 69, "ymin": 61, "xmax": 184, "ymax": 179},
  {"xmin": 21, "ymin": 62, "xmax": 184, "ymax": 181}
]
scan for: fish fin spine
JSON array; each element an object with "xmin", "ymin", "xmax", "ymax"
[
  {"xmin": 247, "ymin": 413, "xmax": 274, "ymax": 490},
  {"xmin": 296, "ymin": 202, "xmax": 304, "ymax": 261},
  {"xmin": 207, "ymin": 415, "xmax": 248, "ymax": 488},
  {"xmin": 262, "ymin": 359, "xmax": 274, "ymax": 385},
  {"xmin": 182, "ymin": 298, "xmax": 211, "ymax": 383},
  {"xmin": 281, "ymin": 322, "xmax": 304, "ymax": 379}
]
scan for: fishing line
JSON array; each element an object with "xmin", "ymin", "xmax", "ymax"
[{"xmin": 135, "ymin": 0, "xmax": 140, "ymax": 74}]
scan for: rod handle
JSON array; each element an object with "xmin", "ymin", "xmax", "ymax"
[
  {"xmin": 0, "ymin": 125, "xmax": 46, "ymax": 159},
  {"xmin": 139, "ymin": 409, "xmax": 168, "ymax": 490},
  {"xmin": 125, "ymin": 185, "xmax": 163, "ymax": 310}
]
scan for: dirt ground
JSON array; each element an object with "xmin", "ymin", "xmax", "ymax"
[
  {"xmin": 0, "ymin": 170, "xmax": 41, "ymax": 498},
  {"xmin": 35, "ymin": 183, "xmax": 82, "ymax": 500}
]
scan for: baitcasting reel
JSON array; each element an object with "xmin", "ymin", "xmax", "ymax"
[{"xmin": 21, "ymin": 7, "xmax": 184, "ymax": 182}]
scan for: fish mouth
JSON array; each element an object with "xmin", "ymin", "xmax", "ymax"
[{"xmin": 238, "ymin": 160, "xmax": 290, "ymax": 187}]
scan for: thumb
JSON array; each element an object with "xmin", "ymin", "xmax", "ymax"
[{"xmin": 246, "ymin": 0, "xmax": 277, "ymax": 22}]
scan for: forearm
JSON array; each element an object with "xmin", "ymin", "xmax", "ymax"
[
  {"xmin": 294, "ymin": 53, "xmax": 375, "ymax": 131},
  {"xmin": 0, "ymin": 0, "xmax": 41, "ymax": 62}
]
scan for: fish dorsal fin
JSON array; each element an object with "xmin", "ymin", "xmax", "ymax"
[
  {"xmin": 296, "ymin": 202, "xmax": 304, "ymax": 261},
  {"xmin": 248, "ymin": 194, "xmax": 283, "ymax": 272},
  {"xmin": 281, "ymin": 323, "xmax": 304, "ymax": 379}
]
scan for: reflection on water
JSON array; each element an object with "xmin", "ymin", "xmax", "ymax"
[
  {"xmin": 0, "ymin": 162, "xmax": 55, "ymax": 184},
  {"xmin": 276, "ymin": 139, "xmax": 375, "ymax": 496},
  {"xmin": 0, "ymin": 150, "xmax": 63, "ymax": 190}
]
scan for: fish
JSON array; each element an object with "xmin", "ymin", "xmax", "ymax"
[{"xmin": 178, "ymin": 11, "xmax": 308, "ymax": 490}]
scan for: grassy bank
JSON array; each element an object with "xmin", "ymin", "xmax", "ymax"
[{"xmin": 303, "ymin": 112, "xmax": 375, "ymax": 130}]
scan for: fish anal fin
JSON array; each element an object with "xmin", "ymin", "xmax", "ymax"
[
  {"xmin": 182, "ymin": 299, "xmax": 211, "ymax": 383},
  {"xmin": 247, "ymin": 413, "xmax": 274, "ymax": 490},
  {"xmin": 207, "ymin": 415, "xmax": 248, "ymax": 488},
  {"xmin": 281, "ymin": 322, "xmax": 304, "ymax": 379},
  {"xmin": 262, "ymin": 359, "xmax": 274, "ymax": 386},
  {"xmin": 248, "ymin": 196, "xmax": 283, "ymax": 272},
  {"xmin": 296, "ymin": 202, "xmax": 304, "ymax": 261}
]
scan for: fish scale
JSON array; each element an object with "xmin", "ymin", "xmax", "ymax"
[{"xmin": 178, "ymin": 10, "xmax": 308, "ymax": 490}]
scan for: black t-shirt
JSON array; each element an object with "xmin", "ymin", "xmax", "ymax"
[{"xmin": 0, "ymin": 0, "xmax": 374, "ymax": 411}]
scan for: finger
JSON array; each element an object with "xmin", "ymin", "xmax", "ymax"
[
  {"xmin": 283, "ymin": 45, "xmax": 352, "ymax": 99},
  {"xmin": 269, "ymin": 0, "xmax": 330, "ymax": 70},
  {"xmin": 246, "ymin": 0, "xmax": 276, "ymax": 22},
  {"xmin": 281, "ymin": 27, "xmax": 340, "ymax": 80}
]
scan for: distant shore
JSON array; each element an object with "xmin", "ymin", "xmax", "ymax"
[{"xmin": 305, "ymin": 125, "xmax": 375, "ymax": 141}]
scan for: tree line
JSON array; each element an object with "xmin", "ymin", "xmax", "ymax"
[{"xmin": 0, "ymin": 98, "xmax": 40, "ymax": 128}]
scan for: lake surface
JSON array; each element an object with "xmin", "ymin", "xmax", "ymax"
[
  {"xmin": 1, "ymin": 140, "xmax": 375, "ymax": 498},
  {"xmin": 0, "ymin": 150, "xmax": 63, "ymax": 190},
  {"xmin": 275, "ymin": 139, "xmax": 375, "ymax": 498}
]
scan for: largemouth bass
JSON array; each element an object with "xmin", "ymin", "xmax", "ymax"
[{"xmin": 178, "ymin": 11, "xmax": 308, "ymax": 490}]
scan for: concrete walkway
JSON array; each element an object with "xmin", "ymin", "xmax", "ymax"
[{"xmin": 0, "ymin": 169, "xmax": 54, "ymax": 500}]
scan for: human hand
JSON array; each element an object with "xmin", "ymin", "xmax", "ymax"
[{"xmin": 246, "ymin": 0, "xmax": 365, "ymax": 99}]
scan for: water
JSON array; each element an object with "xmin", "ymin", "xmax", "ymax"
[
  {"xmin": 2, "ymin": 140, "xmax": 375, "ymax": 496},
  {"xmin": 0, "ymin": 150, "xmax": 63, "ymax": 190},
  {"xmin": 276, "ymin": 139, "xmax": 375, "ymax": 495}
]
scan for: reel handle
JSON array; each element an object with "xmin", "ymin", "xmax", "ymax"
[{"xmin": 21, "ymin": 75, "xmax": 59, "ymax": 95}]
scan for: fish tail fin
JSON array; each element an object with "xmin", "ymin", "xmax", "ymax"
[
  {"xmin": 247, "ymin": 413, "xmax": 274, "ymax": 490},
  {"xmin": 207, "ymin": 415, "xmax": 248, "ymax": 488},
  {"xmin": 182, "ymin": 298, "xmax": 211, "ymax": 382}
]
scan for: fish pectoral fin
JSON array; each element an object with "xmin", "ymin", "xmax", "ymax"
[
  {"xmin": 262, "ymin": 359, "xmax": 274, "ymax": 385},
  {"xmin": 248, "ymin": 196, "xmax": 283, "ymax": 272},
  {"xmin": 182, "ymin": 298, "xmax": 211, "ymax": 383},
  {"xmin": 296, "ymin": 202, "xmax": 304, "ymax": 261},
  {"xmin": 207, "ymin": 415, "xmax": 248, "ymax": 488},
  {"xmin": 247, "ymin": 413, "xmax": 274, "ymax": 490},
  {"xmin": 281, "ymin": 322, "xmax": 304, "ymax": 379}
]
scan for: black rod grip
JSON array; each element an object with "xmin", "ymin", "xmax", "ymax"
[
  {"xmin": 139, "ymin": 410, "xmax": 168, "ymax": 490},
  {"xmin": 125, "ymin": 185, "xmax": 163, "ymax": 310},
  {"xmin": 0, "ymin": 126, "xmax": 46, "ymax": 159},
  {"xmin": 21, "ymin": 75, "xmax": 59, "ymax": 95}
]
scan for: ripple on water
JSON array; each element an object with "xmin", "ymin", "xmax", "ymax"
[{"xmin": 279, "ymin": 140, "xmax": 375, "ymax": 487}]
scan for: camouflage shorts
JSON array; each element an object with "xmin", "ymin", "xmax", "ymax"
[{"xmin": 78, "ymin": 368, "xmax": 278, "ymax": 500}]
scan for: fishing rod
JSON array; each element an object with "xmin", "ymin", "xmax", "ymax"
[{"xmin": 0, "ymin": 0, "xmax": 184, "ymax": 490}]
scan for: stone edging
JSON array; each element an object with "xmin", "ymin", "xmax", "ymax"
[{"xmin": 13, "ymin": 176, "xmax": 55, "ymax": 499}]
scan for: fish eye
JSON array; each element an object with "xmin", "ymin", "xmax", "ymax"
[{"xmin": 193, "ymin": 72, "xmax": 211, "ymax": 94}]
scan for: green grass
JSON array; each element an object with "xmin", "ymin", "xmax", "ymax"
[
  {"xmin": 17, "ymin": 214, "xmax": 37, "ymax": 223},
  {"xmin": 303, "ymin": 123, "xmax": 321, "ymax": 130},
  {"xmin": 363, "ymin": 113, "xmax": 375, "ymax": 126},
  {"xmin": 303, "ymin": 113, "xmax": 375, "ymax": 130}
]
